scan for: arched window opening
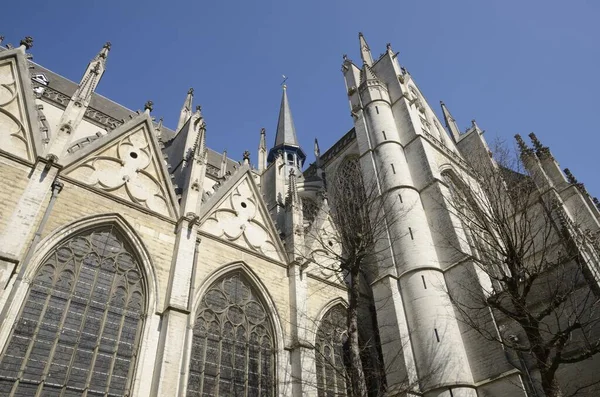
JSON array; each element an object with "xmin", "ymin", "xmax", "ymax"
[
  {"xmin": 186, "ymin": 272, "xmax": 275, "ymax": 396},
  {"xmin": 315, "ymin": 305, "xmax": 349, "ymax": 397},
  {"xmin": 302, "ymin": 197, "xmax": 319, "ymax": 233},
  {"xmin": 287, "ymin": 153, "xmax": 295, "ymax": 166},
  {"xmin": 0, "ymin": 226, "xmax": 146, "ymax": 396}
]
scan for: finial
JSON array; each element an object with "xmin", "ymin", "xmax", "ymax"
[
  {"xmin": 281, "ymin": 74, "xmax": 288, "ymax": 88},
  {"xmin": 188, "ymin": 87, "xmax": 194, "ymax": 95},
  {"xmin": 97, "ymin": 42, "xmax": 111, "ymax": 59},
  {"xmin": 563, "ymin": 168, "xmax": 577, "ymax": 185},
  {"xmin": 196, "ymin": 105, "xmax": 202, "ymax": 113},
  {"xmin": 386, "ymin": 43, "xmax": 392, "ymax": 51},
  {"xmin": 515, "ymin": 134, "xmax": 534, "ymax": 156},
  {"xmin": 144, "ymin": 100, "xmax": 154, "ymax": 113},
  {"xmin": 260, "ymin": 127, "xmax": 266, "ymax": 135},
  {"xmin": 243, "ymin": 150, "xmax": 250, "ymax": 160},
  {"xmin": 343, "ymin": 54, "xmax": 348, "ymax": 61},
  {"xmin": 19, "ymin": 36, "xmax": 33, "ymax": 50},
  {"xmin": 0, "ymin": 36, "xmax": 4, "ymax": 45},
  {"xmin": 314, "ymin": 138, "xmax": 321, "ymax": 158},
  {"xmin": 528, "ymin": 132, "xmax": 550, "ymax": 157}
]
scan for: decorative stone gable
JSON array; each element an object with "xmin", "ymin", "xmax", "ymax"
[
  {"xmin": 63, "ymin": 116, "xmax": 177, "ymax": 217},
  {"xmin": 200, "ymin": 174, "xmax": 284, "ymax": 262},
  {"xmin": 0, "ymin": 56, "xmax": 34, "ymax": 161}
]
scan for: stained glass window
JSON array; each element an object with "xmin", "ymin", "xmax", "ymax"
[
  {"xmin": 186, "ymin": 272, "xmax": 275, "ymax": 396},
  {"xmin": 0, "ymin": 226, "xmax": 146, "ymax": 396},
  {"xmin": 315, "ymin": 305, "xmax": 348, "ymax": 397}
]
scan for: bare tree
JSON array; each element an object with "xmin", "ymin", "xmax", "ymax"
[
  {"xmin": 442, "ymin": 137, "xmax": 600, "ymax": 397},
  {"xmin": 299, "ymin": 157, "xmax": 412, "ymax": 397}
]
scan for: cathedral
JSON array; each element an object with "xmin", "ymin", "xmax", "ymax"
[{"xmin": 0, "ymin": 32, "xmax": 598, "ymax": 397}]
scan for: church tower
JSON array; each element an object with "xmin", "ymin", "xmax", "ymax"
[{"xmin": 342, "ymin": 33, "xmax": 477, "ymax": 396}]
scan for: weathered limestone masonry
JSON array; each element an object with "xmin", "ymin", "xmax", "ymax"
[{"xmin": 0, "ymin": 32, "xmax": 598, "ymax": 397}]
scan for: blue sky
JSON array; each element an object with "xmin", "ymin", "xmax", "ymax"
[{"xmin": 3, "ymin": 0, "xmax": 599, "ymax": 196}]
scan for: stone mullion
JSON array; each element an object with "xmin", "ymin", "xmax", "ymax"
[
  {"xmin": 215, "ymin": 320, "xmax": 224, "ymax": 395},
  {"xmin": 8, "ymin": 253, "xmax": 62, "ymax": 397},
  {"xmin": 244, "ymin": 326, "xmax": 249, "ymax": 397},
  {"xmin": 82, "ymin": 262, "xmax": 121, "ymax": 395},
  {"xmin": 198, "ymin": 330, "xmax": 208, "ymax": 394}
]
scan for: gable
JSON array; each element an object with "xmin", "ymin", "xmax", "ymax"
[
  {"xmin": 199, "ymin": 169, "xmax": 286, "ymax": 262},
  {"xmin": 0, "ymin": 49, "xmax": 43, "ymax": 161},
  {"xmin": 62, "ymin": 114, "xmax": 179, "ymax": 218}
]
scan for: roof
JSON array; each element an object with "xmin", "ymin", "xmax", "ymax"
[{"xmin": 0, "ymin": 44, "xmax": 237, "ymax": 176}]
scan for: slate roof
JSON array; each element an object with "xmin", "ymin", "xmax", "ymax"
[{"xmin": 0, "ymin": 44, "xmax": 238, "ymax": 177}]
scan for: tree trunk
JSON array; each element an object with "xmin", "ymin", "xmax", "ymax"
[
  {"xmin": 541, "ymin": 372, "xmax": 563, "ymax": 397},
  {"xmin": 348, "ymin": 267, "xmax": 368, "ymax": 397}
]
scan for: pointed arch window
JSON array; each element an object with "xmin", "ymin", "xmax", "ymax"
[
  {"xmin": 315, "ymin": 304, "xmax": 349, "ymax": 397},
  {"xmin": 0, "ymin": 226, "xmax": 146, "ymax": 396},
  {"xmin": 186, "ymin": 272, "xmax": 275, "ymax": 396}
]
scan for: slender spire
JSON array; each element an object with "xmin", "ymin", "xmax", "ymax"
[
  {"xmin": 528, "ymin": 132, "xmax": 551, "ymax": 157},
  {"xmin": 274, "ymin": 85, "xmax": 299, "ymax": 148},
  {"xmin": 267, "ymin": 85, "xmax": 306, "ymax": 165},
  {"xmin": 358, "ymin": 32, "xmax": 373, "ymax": 66},
  {"xmin": 440, "ymin": 101, "xmax": 462, "ymax": 142},
  {"xmin": 73, "ymin": 42, "xmax": 110, "ymax": 104},
  {"xmin": 286, "ymin": 169, "xmax": 300, "ymax": 208},
  {"xmin": 258, "ymin": 128, "xmax": 267, "ymax": 172},
  {"xmin": 515, "ymin": 134, "xmax": 534, "ymax": 157},
  {"xmin": 314, "ymin": 138, "xmax": 320, "ymax": 159},
  {"xmin": 177, "ymin": 87, "xmax": 194, "ymax": 132},
  {"xmin": 46, "ymin": 41, "xmax": 109, "ymax": 157},
  {"xmin": 219, "ymin": 149, "xmax": 228, "ymax": 177}
]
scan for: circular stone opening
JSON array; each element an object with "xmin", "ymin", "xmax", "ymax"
[
  {"xmin": 328, "ymin": 241, "xmax": 334, "ymax": 247},
  {"xmin": 241, "ymin": 202, "xmax": 247, "ymax": 208},
  {"xmin": 129, "ymin": 151, "xmax": 138, "ymax": 159}
]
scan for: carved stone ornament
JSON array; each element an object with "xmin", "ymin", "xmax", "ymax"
[
  {"xmin": 66, "ymin": 126, "xmax": 172, "ymax": 216},
  {"xmin": 0, "ymin": 58, "xmax": 32, "ymax": 160},
  {"xmin": 201, "ymin": 177, "xmax": 281, "ymax": 260}
]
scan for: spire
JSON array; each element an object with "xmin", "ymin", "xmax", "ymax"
[
  {"xmin": 440, "ymin": 101, "xmax": 462, "ymax": 142},
  {"xmin": 46, "ymin": 42, "xmax": 109, "ymax": 157},
  {"xmin": 286, "ymin": 169, "xmax": 300, "ymax": 208},
  {"xmin": 528, "ymin": 132, "xmax": 551, "ymax": 157},
  {"xmin": 359, "ymin": 63, "xmax": 379, "ymax": 85},
  {"xmin": 177, "ymin": 88, "xmax": 194, "ymax": 132},
  {"xmin": 219, "ymin": 150, "xmax": 227, "ymax": 177},
  {"xmin": 358, "ymin": 32, "xmax": 373, "ymax": 66},
  {"xmin": 258, "ymin": 128, "xmax": 267, "ymax": 172},
  {"xmin": 275, "ymin": 85, "xmax": 299, "ymax": 148},
  {"xmin": 314, "ymin": 138, "xmax": 323, "ymax": 171},
  {"xmin": 268, "ymin": 85, "xmax": 306, "ymax": 165},
  {"xmin": 515, "ymin": 134, "xmax": 534, "ymax": 157},
  {"xmin": 73, "ymin": 42, "xmax": 110, "ymax": 104}
]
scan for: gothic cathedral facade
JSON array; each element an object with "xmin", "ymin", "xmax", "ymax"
[{"xmin": 0, "ymin": 33, "xmax": 598, "ymax": 397}]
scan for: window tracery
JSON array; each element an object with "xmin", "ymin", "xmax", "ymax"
[
  {"xmin": 0, "ymin": 226, "xmax": 146, "ymax": 396},
  {"xmin": 186, "ymin": 272, "xmax": 275, "ymax": 396},
  {"xmin": 315, "ymin": 305, "xmax": 348, "ymax": 397}
]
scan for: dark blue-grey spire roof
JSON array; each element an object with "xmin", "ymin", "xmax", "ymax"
[
  {"xmin": 274, "ymin": 85, "xmax": 299, "ymax": 148},
  {"xmin": 268, "ymin": 85, "xmax": 306, "ymax": 164}
]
